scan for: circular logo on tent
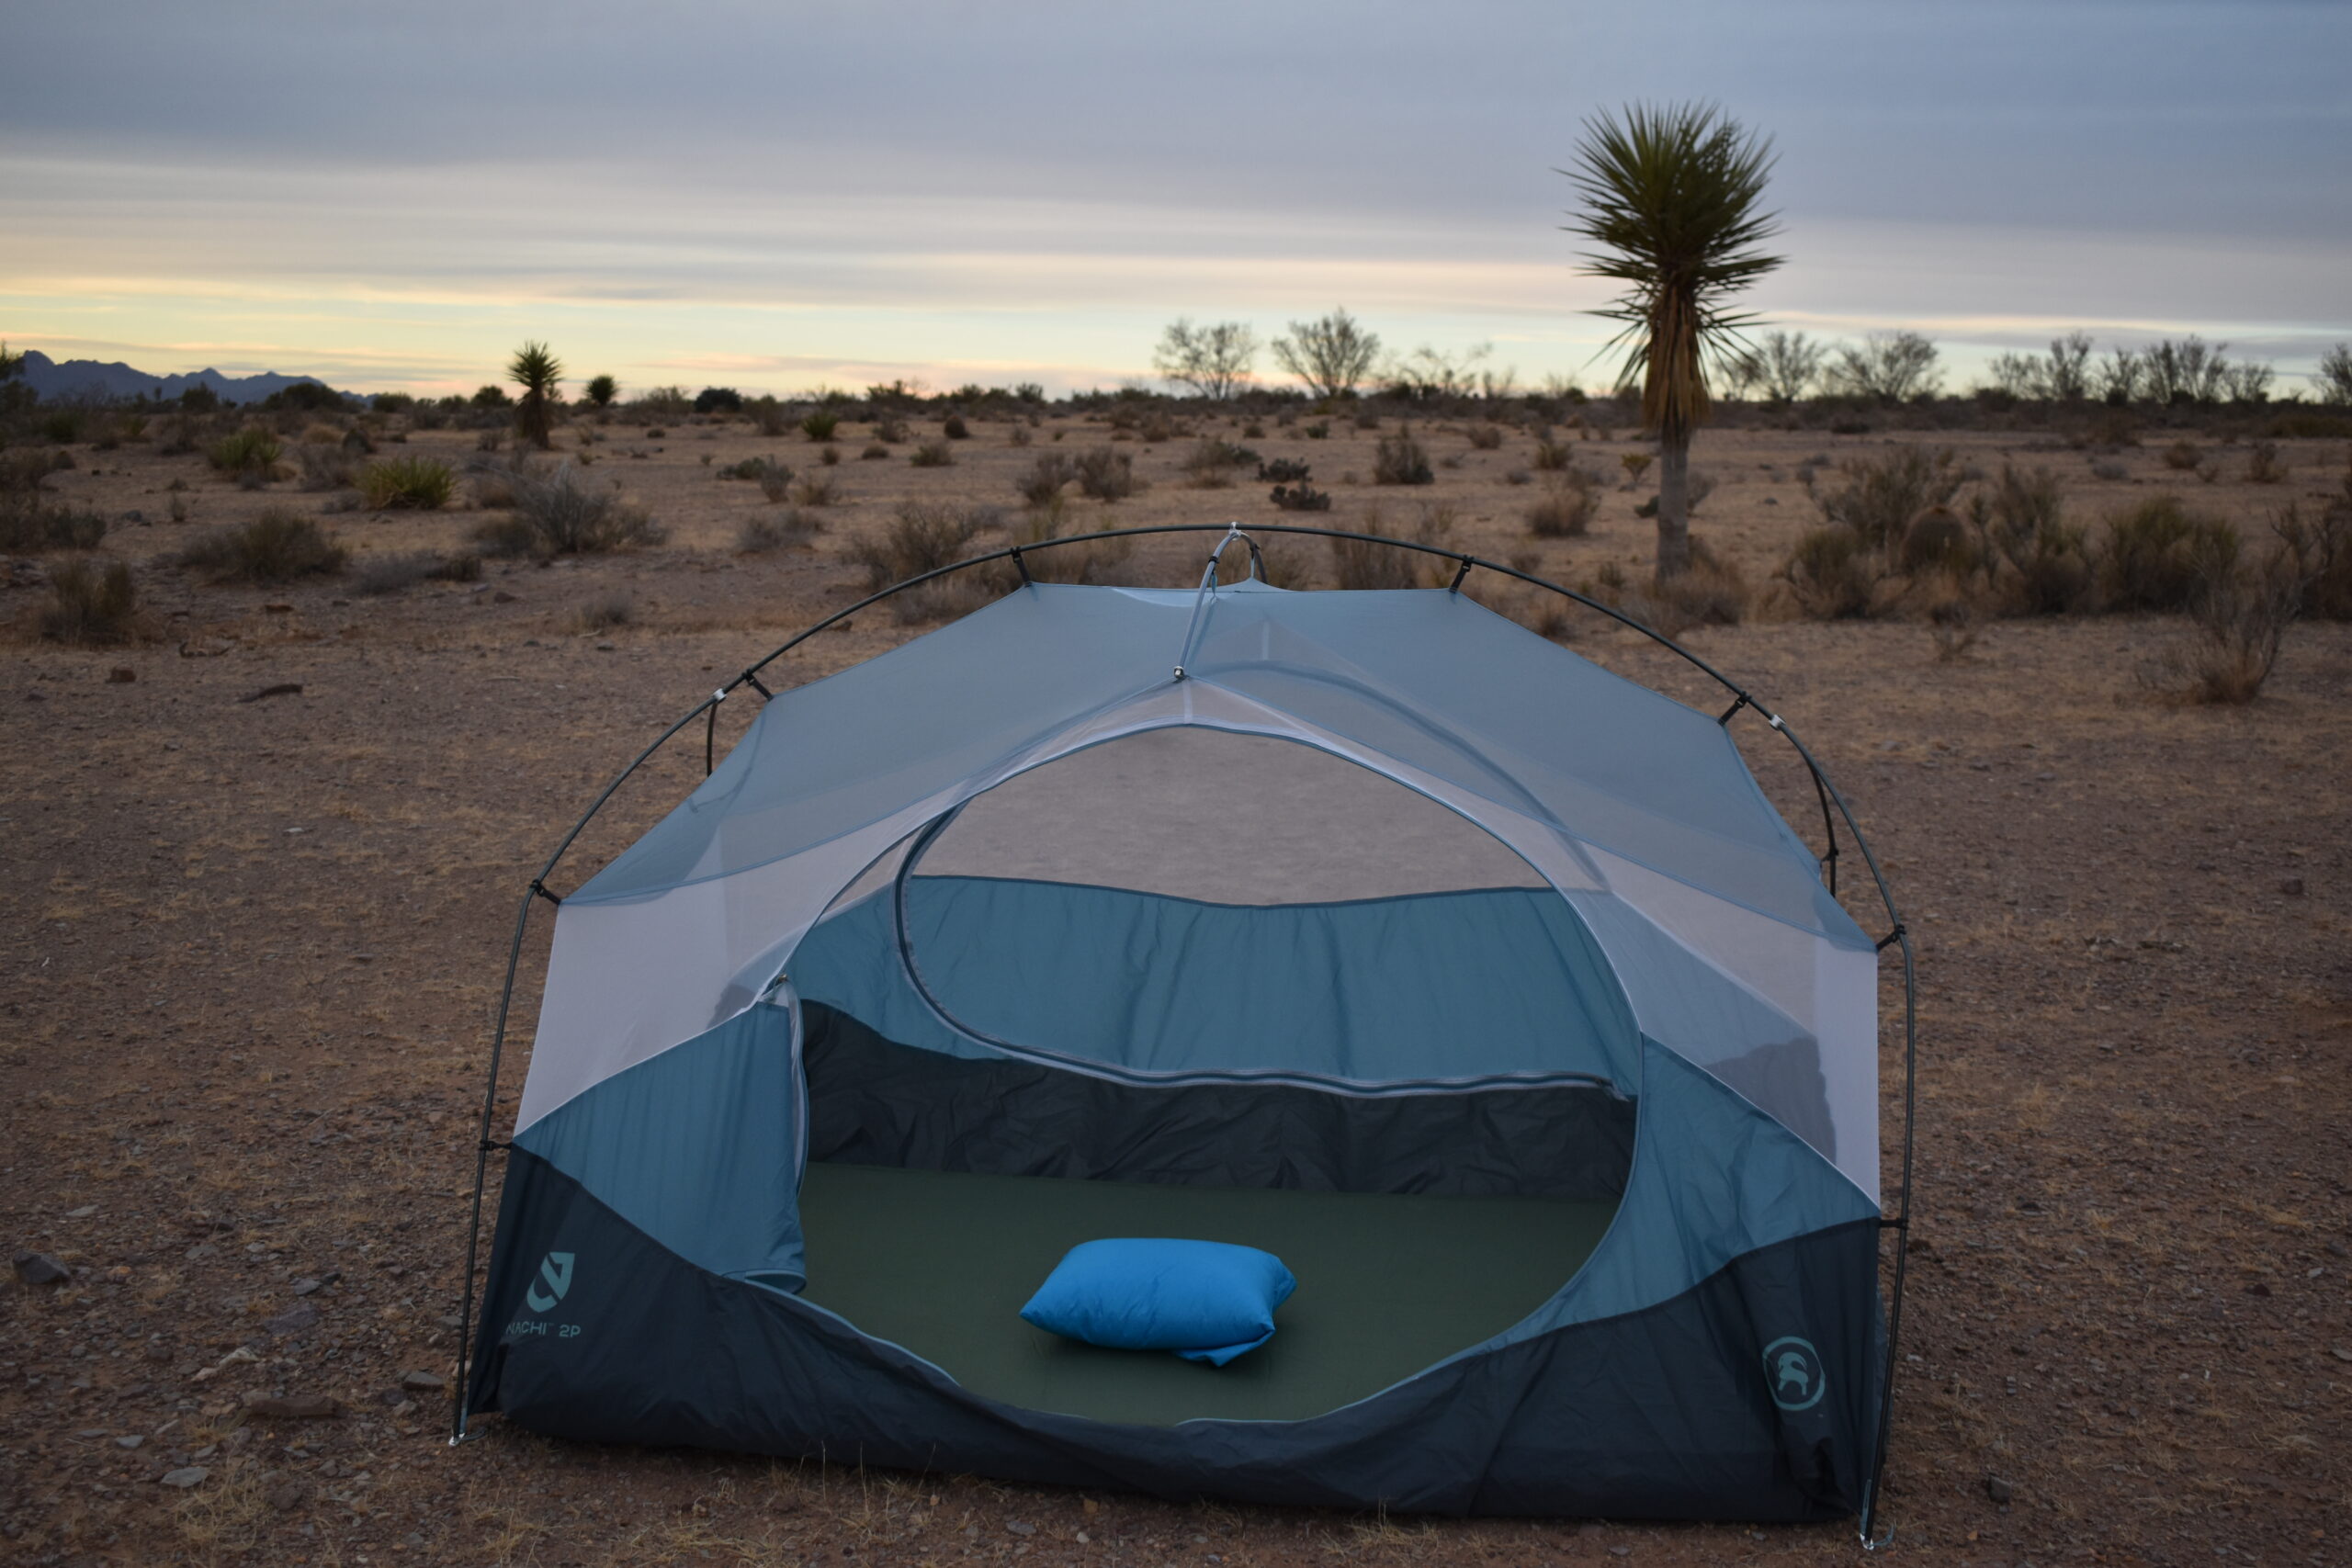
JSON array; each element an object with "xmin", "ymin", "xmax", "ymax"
[{"xmin": 1762, "ymin": 1337, "xmax": 1825, "ymax": 1412}]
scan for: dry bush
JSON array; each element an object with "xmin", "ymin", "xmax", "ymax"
[
  {"xmin": 985, "ymin": 504, "xmax": 1135, "ymax": 588},
  {"xmin": 468, "ymin": 451, "xmax": 547, "ymax": 508},
  {"xmin": 850, "ymin": 502, "xmax": 982, "ymax": 592},
  {"xmin": 1329, "ymin": 506, "xmax": 1450, "ymax": 590},
  {"xmin": 1182, "ymin": 437, "xmax": 1257, "ymax": 489},
  {"xmin": 358, "ymin": 456, "xmax": 456, "ymax": 510},
  {"xmin": 206, "ymin": 426, "xmax": 283, "ymax": 480},
  {"xmin": 1986, "ymin": 465, "xmax": 2094, "ymax": 614},
  {"xmin": 859, "ymin": 441, "xmax": 890, "ymax": 461},
  {"xmin": 942, "ymin": 414, "xmax": 971, "ymax": 440},
  {"xmin": 1641, "ymin": 543, "xmax": 1750, "ymax": 632},
  {"xmin": 1075, "ymin": 446, "xmax": 1142, "ymax": 502},
  {"xmin": 909, "ymin": 441, "xmax": 955, "ymax": 468},
  {"xmin": 1532, "ymin": 438, "xmax": 1575, "ymax": 472},
  {"xmin": 790, "ymin": 474, "xmax": 838, "ymax": 507},
  {"xmin": 297, "ymin": 443, "xmax": 357, "ymax": 491},
  {"xmin": 2272, "ymin": 479, "xmax": 2352, "ymax": 618},
  {"xmin": 1782, "ymin": 525, "xmax": 1882, "ymax": 619},
  {"xmin": 1525, "ymin": 471, "xmax": 1599, "ymax": 538},
  {"xmin": 1270, "ymin": 481, "xmax": 1331, "ymax": 511},
  {"xmin": 1808, "ymin": 445, "xmax": 1962, "ymax": 547},
  {"xmin": 2159, "ymin": 439, "xmax": 2200, "ymax": 471},
  {"xmin": 874, "ymin": 417, "xmax": 910, "ymax": 444},
  {"xmin": 1898, "ymin": 505, "xmax": 1976, "ymax": 576},
  {"xmin": 473, "ymin": 463, "xmax": 663, "ymax": 557},
  {"xmin": 40, "ymin": 557, "xmax": 137, "ymax": 644},
  {"xmin": 1466, "ymin": 423, "xmax": 1505, "ymax": 450},
  {"xmin": 1921, "ymin": 579, "xmax": 1984, "ymax": 661},
  {"xmin": 2245, "ymin": 441, "xmax": 2285, "ymax": 484},
  {"xmin": 2148, "ymin": 556, "xmax": 2303, "ymax": 704},
  {"xmin": 1373, "ymin": 426, "xmax": 1433, "ymax": 486},
  {"xmin": 1015, "ymin": 454, "xmax": 1074, "ymax": 506},
  {"xmin": 0, "ymin": 454, "xmax": 106, "ymax": 551},
  {"xmin": 801, "ymin": 410, "xmax": 841, "ymax": 441},
  {"xmin": 2098, "ymin": 495, "xmax": 2238, "ymax": 612},
  {"xmin": 1619, "ymin": 452, "xmax": 1653, "ymax": 488},
  {"xmin": 176, "ymin": 509, "xmax": 347, "ymax": 583},
  {"xmin": 738, "ymin": 510, "xmax": 821, "ymax": 554}
]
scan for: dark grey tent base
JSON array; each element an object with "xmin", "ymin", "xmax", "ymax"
[{"xmin": 469, "ymin": 1150, "xmax": 1883, "ymax": 1520}]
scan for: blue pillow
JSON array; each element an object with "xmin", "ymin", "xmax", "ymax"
[{"xmin": 1020, "ymin": 1238, "xmax": 1296, "ymax": 1366}]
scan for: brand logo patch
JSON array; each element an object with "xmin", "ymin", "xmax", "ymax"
[
  {"xmin": 525, "ymin": 1251, "xmax": 575, "ymax": 1314},
  {"xmin": 1762, "ymin": 1336, "xmax": 1826, "ymax": 1413}
]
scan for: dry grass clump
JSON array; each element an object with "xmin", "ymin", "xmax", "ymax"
[
  {"xmin": 801, "ymin": 410, "xmax": 841, "ymax": 442},
  {"xmin": 1526, "ymin": 470, "xmax": 1600, "ymax": 538},
  {"xmin": 1182, "ymin": 438, "xmax": 1258, "ymax": 489},
  {"xmin": 1639, "ymin": 543, "xmax": 1751, "ymax": 632},
  {"xmin": 1373, "ymin": 426, "xmax": 1434, "ymax": 486},
  {"xmin": 1984, "ymin": 465, "xmax": 2093, "ymax": 614},
  {"xmin": 297, "ymin": 443, "xmax": 357, "ymax": 491},
  {"xmin": 2098, "ymin": 495, "xmax": 2238, "ymax": 613},
  {"xmin": 2245, "ymin": 441, "xmax": 2285, "ymax": 485},
  {"xmin": 40, "ymin": 557, "xmax": 138, "ymax": 644},
  {"xmin": 1466, "ymin": 423, "xmax": 1505, "ymax": 450},
  {"xmin": 1014, "ymin": 454, "xmax": 1074, "ymax": 506},
  {"xmin": 573, "ymin": 592, "xmax": 633, "ymax": 632},
  {"xmin": 2159, "ymin": 439, "xmax": 2200, "ymax": 471},
  {"xmin": 909, "ymin": 441, "xmax": 956, "ymax": 468},
  {"xmin": 206, "ymin": 426, "xmax": 283, "ymax": 481},
  {"xmin": 859, "ymin": 441, "xmax": 890, "ymax": 461},
  {"xmin": 2273, "ymin": 470, "xmax": 2352, "ymax": 618},
  {"xmin": 1, "ymin": 453, "xmax": 107, "ymax": 552},
  {"xmin": 358, "ymin": 456, "xmax": 456, "ymax": 511},
  {"xmin": 738, "ymin": 509, "xmax": 821, "ymax": 554},
  {"xmin": 1075, "ymin": 447, "xmax": 1142, "ymax": 502},
  {"xmin": 849, "ymin": 502, "xmax": 984, "ymax": 593},
  {"xmin": 1532, "ymin": 437, "xmax": 1576, "ymax": 472},
  {"xmin": 1329, "ymin": 505, "xmax": 1451, "ymax": 590},
  {"xmin": 789, "ymin": 474, "xmax": 838, "ymax": 507},
  {"xmin": 473, "ymin": 463, "xmax": 663, "ymax": 557},
  {"xmin": 2147, "ymin": 557, "xmax": 2303, "ymax": 704},
  {"xmin": 1782, "ymin": 525, "xmax": 1881, "ymax": 619},
  {"xmin": 1807, "ymin": 445, "xmax": 1962, "ymax": 547},
  {"xmin": 986, "ymin": 504, "xmax": 1135, "ymax": 588},
  {"xmin": 176, "ymin": 509, "xmax": 347, "ymax": 583},
  {"xmin": 350, "ymin": 551, "xmax": 481, "ymax": 595}
]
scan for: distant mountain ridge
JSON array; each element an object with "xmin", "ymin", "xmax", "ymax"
[{"xmin": 11, "ymin": 349, "xmax": 340, "ymax": 406}]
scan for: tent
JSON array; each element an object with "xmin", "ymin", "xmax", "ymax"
[{"xmin": 458, "ymin": 527, "xmax": 1917, "ymax": 1533}]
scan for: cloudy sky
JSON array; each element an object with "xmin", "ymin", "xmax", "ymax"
[{"xmin": 4, "ymin": 0, "xmax": 2346, "ymax": 397}]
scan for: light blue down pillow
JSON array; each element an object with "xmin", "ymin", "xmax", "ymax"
[{"xmin": 1019, "ymin": 1239, "xmax": 1296, "ymax": 1365}]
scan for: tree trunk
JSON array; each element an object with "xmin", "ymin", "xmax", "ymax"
[{"xmin": 1655, "ymin": 429, "xmax": 1692, "ymax": 582}]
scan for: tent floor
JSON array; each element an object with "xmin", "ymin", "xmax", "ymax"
[{"xmin": 796, "ymin": 1161, "xmax": 1619, "ymax": 1426}]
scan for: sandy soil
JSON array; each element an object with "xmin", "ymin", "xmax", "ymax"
[{"xmin": 4, "ymin": 407, "xmax": 2348, "ymax": 1566}]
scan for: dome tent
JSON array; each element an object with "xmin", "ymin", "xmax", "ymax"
[{"xmin": 457, "ymin": 525, "xmax": 1917, "ymax": 1535}]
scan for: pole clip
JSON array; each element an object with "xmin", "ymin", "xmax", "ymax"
[
  {"xmin": 528, "ymin": 880, "xmax": 561, "ymax": 907},
  {"xmin": 1876, "ymin": 922, "xmax": 1907, "ymax": 952}
]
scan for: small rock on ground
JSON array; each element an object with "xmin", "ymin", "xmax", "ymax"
[
  {"xmin": 12, "ymin": 1251, "xmax": 71, "ymax": 1286},
  {"xmin": 399, "ymin": 1370, "xmax": 446, "ymax": 1392},
  {"xmin": 160, "ymin": 1467, "xmax": 209, "ymax": 1488}
]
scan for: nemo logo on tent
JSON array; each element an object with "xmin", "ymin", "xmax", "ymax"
[{"xmin": 526, "ymin": 1252, "xmax": 575, "ymax": 1314}]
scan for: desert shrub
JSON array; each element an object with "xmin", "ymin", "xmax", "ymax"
[
  {"xmin": 359, "ymin": 456, "xmax": 456, "ymax": 511},
  {"xmin": 1467, "ymin": 423, "xmax": 1505, "ymax": 450},
  {"xmin": 2273, "ymin": 479, "xmax": 2352, "ymax": 619},
  {"xmin": 1373, "ymin": 426, "xmax": 1433, "ymax": 486},
  {"xmin": 1526, "ymin": 471, "xmax": 1599, "ymax": 538},
  {"xmin": 1898, "ymin": 506, "xmax": 1975, "ymax": 576},
  {"xmin": 2159, "ymin": 440, "xmax": 2199, "ymax": 471},
  {"xmin": 1183, "ymin": 437, "xmax": 1258, "ymax": 488},
  {"xmin": 1270, "ymin": 482, "xmax": 1332, "ymax": 512},
  {"xmin": 1532, "ymin": 438, "xmax": 1575, "ymax": 472},
  {"xmin": 2098, "ymin": 495, "xmax": 2238, "ymax": 612},
  {"xmin": 2089, "ymin": 461, "xmax": 2129, "ymax": 482},
  {"xmin": 1257, "ymin": 458, "xmax": 1311, "ymax": 483},
  {"xmin": 859, "ymin": 441, "xmax": 890, "ymax": 461},
  {"xmin": 693, "ymin": 388, "xmax": 743, "ymax": 415},
  {"xmin": 1923, "ymin": 581, "xmax": 1981, "ymax": 662},
  {"xmin": 40, "ymin": 558, "xmax": 137, "ymax": 644},
  {"xmin": 573, "ymin": 592, "xmax": 633, "ymax": 632},
  {"xmin": 820, "ymin": 444, "xmax": 842, "ymax": 466},
  {"xmin": 472, "ymin": 464, "xmax": 664, "ymax": 557},
  {"xmin": 802, "ymin": 411, "xmax": 840, "ymax": 441},
  {"xmin": 0, "ymin": 486, "xmax": 106, "ymax": 554},
  {"xmin": 851, "ymin": 502, "xmax": 983, "ymax": 593},
  {"xmin": 2149, "ymin": 556, "xmax": 2302, "ymax": 703},
  {"xmin": 40, "ymin": 410, "xmax": 85, "ymax": 444},
  {"xmin": 177, "ymin": 509, "xmax": 347, "ymax": 582},
  {"xmin": 986, "ymin": 505, "xmax": 1136, "ymax": 589},
  {"xmin": 1138, "ymin": 413, "xmax": 1174, "ymax": 444},
  {"xmin": 298, "ymin": 444, "xmax": 357, "ymax": 491},
  {"xmin": 628, "ymin": 386, "xmax": 691, "ymax": 423},
  {"xmin": 789, "ymin": 474, "xmax": 837, "ymax": 507},
  {"xmin": 207, "ymin": 426, "xmax": 283, "ymax": 479},
  {"xmin": 470, "ymin": 452, "xmax": 551, "ymax": 508},
  {"xmin": 874, "ymin": 417, "xmax": 910, "ymax": 444},
  {"xmin": 1644, "ymin": 543, "xmax": 1751, "ymax": 631},
  {"xmin": 1302, "ymin": 420, "xmax": 1330, "ymax": 440},
  {"xmin": 943, "ymin": 414, "xmax": 973, "ymax": 440},
  {"xmin": 351, "ymin": 551, "xmax": 481, "ymax": 595},
  {"xmin": 2245, "ymin": 441, "xmax": 2284, "ymax": 484},
  {"xmin": 1007, "ymin": 423, "xmax": 1033, "ymax": 449},
  {"xmin": 1329, "ymin": 507, "xmax": 1450, "ymax": 590},
  {"xmin": 1782, "ymin": 526, "xmax": 1880, "ymax": 619},
  {"xmin": 1075, "ymin": 446, "xmax": 1141, "ymax": 502},
  {"xmin": 1619, "ymin": 452, "xmax": 1653, "ymax": 487},
  {"xmin": 1015, "ymin": 454, "xmax": 1074, "ymax": 506},
  {"xmin": 910, "ymin": 442, "xmax": 955, "ymax": 468},
  {"xmin": 1808, "ymin": 445, "xmax": 1962, "ymax": 547},
  {"xmin": 738, "ymin": 509, "xmax": 821, "ymax": 554}
]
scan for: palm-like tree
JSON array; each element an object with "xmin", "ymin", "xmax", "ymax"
[
  {"xmin": 1563, "ymin": 104, "xmax": 1781, "ymax": 581},
  {"xmin": 508, "ymin": 341, "xmax": 564, "ymax": 450}
]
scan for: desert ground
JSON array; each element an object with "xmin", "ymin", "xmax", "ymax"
[{"xmin": 3, "ymin": 400, "xmax": 2348, "ymax": 1566}]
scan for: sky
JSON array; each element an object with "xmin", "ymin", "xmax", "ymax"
[{"xmin": 3, "ymin": 0, "xmax": 2347, "ymax": 399}]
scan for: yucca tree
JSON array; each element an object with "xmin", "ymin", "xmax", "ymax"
[
  {"xmin": 508, "ymin": 341, "xmax": 564, "ymax": 450},
  {"xmin": 1563, "ymin": 104, "xmax": 1781, "ymax": 581}
]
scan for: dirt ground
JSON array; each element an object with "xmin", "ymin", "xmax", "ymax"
[{"xmin": 4, "ymin": 407, "xmax": 2348, "ymax": 1566}]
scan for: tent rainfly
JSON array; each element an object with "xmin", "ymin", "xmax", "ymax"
[{"xmin": 458, "ymin": 527, "xmax": 1917, "ymax": 1535}]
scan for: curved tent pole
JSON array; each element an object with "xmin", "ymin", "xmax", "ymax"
[{"xmin": 451, "ymin": 525, "xmax": 1920, "ymax": 1529}]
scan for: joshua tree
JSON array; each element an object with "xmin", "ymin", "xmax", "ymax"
[
  {"xmin": 1272, "ymin": 309, "xmax": 1382, "ymax": 400},
  {"xmin": 508, "ymin": 341, "xmax": 563, "ymax": 450},
  {"xmin": 584, "ymin": 374, "xmax": 618, "ymax": 410},
  {"xmin": 1154, "ymin": 320, "xmax": 1259, "ymax": 400},
  {"xmin": 1562, "ymin": 103, "xmax": 1781, "ymax": 581}
]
